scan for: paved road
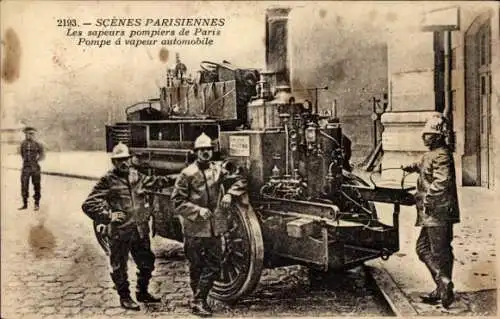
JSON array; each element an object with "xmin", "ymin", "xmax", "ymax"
[{"xmin": 1, "ymin": 169, "xmax": 393, "ymax": 318}]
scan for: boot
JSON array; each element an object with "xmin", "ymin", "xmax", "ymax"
[
  {"xmin": 439, "ymin": 277, "xmax": 455, "ymax": 309},
  {"xmin": 34, "ymin": 202, "xmax": 40, "ymax": 211},
  {"xmin": 120, "ymin": 295, "xmax": 141, "ymax": 311},
  {"xmin": 420, "ymin": 289, "xmax": 440, "ymax": 304},
  {"xmin": 136, "ymin": 291, "xmax": 161, "ymax": 303},
  {"xmin": 18, "ymin": 200, "xmax": 28, "ymax": 210},
  {"xmin": 191, "ymin": 299, "xmax": 212, "ymax": 317},
  {"xmin": 136, "ymin": 272, "xmax": 161, "ymax": 303}
]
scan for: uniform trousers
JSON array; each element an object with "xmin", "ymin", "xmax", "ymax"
[
  {"xmin": 109, "ymin": 226, "xmax": 155, "ymax": 298},
  {"xmin": 416, "ymin": 224, "xmax": 454, "ymax": 286},
  {"xmin": 184, "ymin": 236, "xmax": 222, "ymax": 302},
  {"xmin": 21, "ymin": 167, "xmax": 41, "ymax": 204}
]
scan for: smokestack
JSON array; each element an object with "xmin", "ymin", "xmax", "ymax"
[{"xmin": 265, "ymin": 7, "xmax": 291, "ymax": 87}]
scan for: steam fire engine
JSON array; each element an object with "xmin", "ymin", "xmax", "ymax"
[{"xmin": 98, "ymin": 8, "xmax": 416, "ymax": 302}]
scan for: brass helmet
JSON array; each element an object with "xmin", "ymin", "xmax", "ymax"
[
  {"xmin": 422, "ymin": 115, "xmax": 446, "ymax": 136},
  {"xmin": 111, "ymin": 142, "xmax": 131, "ymax": 159},
  {"xmin": 194, "ymin": 132, "xmax": 213, "ymax": 150}
]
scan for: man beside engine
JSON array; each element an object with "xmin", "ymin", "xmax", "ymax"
[
  {"xmin": 401, "ymin": 114, "xmax": 460, "ymax": 309},
  {"xmin": 171, "ymin": 132, "xmax": 247, "ymax": 317},
  {"xmin": 82, "ymin": 142, "xmax": 172, "ymax": 310}
]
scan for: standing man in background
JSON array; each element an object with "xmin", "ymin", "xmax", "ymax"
[{"xmin": 18, "ymin": 126, "xmax": 45, "ymax": 211}]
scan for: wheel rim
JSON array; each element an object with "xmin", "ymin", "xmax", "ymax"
[{"xmin": 210, "ymin": 200, "xmax": 264, "ymax": 302}]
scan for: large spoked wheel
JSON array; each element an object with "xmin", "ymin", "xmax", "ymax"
[
  {"xmin": 210, "ymin": 198, "xmax": 264, "ymax": 302},
  {"xmin": 93, "ymin": 221, "xmax": 110, "ymax": 256}
]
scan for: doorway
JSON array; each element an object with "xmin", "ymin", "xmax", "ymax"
[{"xmin": 464, "ymin": 11, "xmax": 494, "ymax": 188}]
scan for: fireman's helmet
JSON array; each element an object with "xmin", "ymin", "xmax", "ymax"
[
  {"xmin": 194, "ymin": 132, "xmax": 213, "ymax": 150},
  {"xmin": 422, "ymin": 116, "xmax": 446, "ymax": 136},
  {"xmin": 111, "ymin": 142, "xmax": 132, "ymax": 159}
]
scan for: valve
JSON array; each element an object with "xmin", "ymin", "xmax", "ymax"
[
  {"xmin": 271, "ymin": 165, "xmax": 280, "ymax": 179},
  {"xmin": 305, "ymin": 122, "xmax": 318, "ymax": 150}
]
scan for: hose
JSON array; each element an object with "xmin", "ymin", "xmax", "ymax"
[
  {"xmin": 319, "ymin": 130, "xmax": 340, "ymax": 148},
  {"xmin": 340, "ymin": 190, "xmax": 375, "ymax": 217}
]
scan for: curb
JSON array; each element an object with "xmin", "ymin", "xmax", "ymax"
[
  {"xmin": 366, "ymin": 263, "xmax": 419, "ymax": 317},
  {"xmin": 2, "ymin": 166, "xmax": 100, "ymax": 181}
]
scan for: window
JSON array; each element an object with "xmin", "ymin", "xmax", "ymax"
[
  {"xmin": 480, "ymin": 33, "xmax": 486, "ymax": 65},
  {"xmin": 478, "ymin": 21, "xmax": 491, "ymax": 67},
  {"xmin": 489, "ymin": 74, "xmax": 492, "ymax": 94}
]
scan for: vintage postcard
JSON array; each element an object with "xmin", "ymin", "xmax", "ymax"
[{"xmin": 1, "ymin": 1, "xmax": 498, "ymax": 318}]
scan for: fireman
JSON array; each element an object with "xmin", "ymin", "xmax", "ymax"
[
  {"xmin": 402, "ymin": 115, "xmax": 460, "ymax": 309},
  {"xmin": 18, "ymin": 126, "xmax": 45, "ymax": 211},
  {"xmin": 171, "ymin": 132, "xmax": 247, "ymax": 317},
  {"xmin": 81, "ymin": 142, "xmax": 172, "ymax": 310}
]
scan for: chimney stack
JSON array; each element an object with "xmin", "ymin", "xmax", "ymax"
[{"xmin": 265, "ymin": 7, "xmax": 291, "ymax": 87}]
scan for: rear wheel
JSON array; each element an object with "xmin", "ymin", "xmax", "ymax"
[{"xmin": 210, "ymin": 198, "xmax": 264, "ymax": 302}]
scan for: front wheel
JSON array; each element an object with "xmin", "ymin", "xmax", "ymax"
[{"xmin": 210, "ymin": 197, "xmax": 264, "ymax": 302}]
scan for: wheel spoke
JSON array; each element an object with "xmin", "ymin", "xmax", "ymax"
[
  {"xmin": 227, "ymin": 266, "xmax": 236, "ymax": 283},
  {"xmin": 221, "ymin": 264, "xmax": 231, "ymax": 283},
  {"xmin": 233, "ymin": 251, "xmax": 244, "ymax": 259},
  {"xmin": 226, "ymin": 258, "xmax": 242, "ymax": 274},
  {"xmin": 219, "ymin": 269, "xmax": 225, "ymax": 282}
]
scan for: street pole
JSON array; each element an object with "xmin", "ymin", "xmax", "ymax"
[{"xmin": 372, "ymin": 97, "xmax": 377, "ymax": 150}]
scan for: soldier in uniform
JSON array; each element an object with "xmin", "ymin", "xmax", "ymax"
[
  {"xmin": 82, "ymin": 142, "xmax": 172, "ymax": 310},
  {"xmin": 402, "ymin": 115, "xmax": 460, "ymax": 309},
  {"xmin": 171, "ymin": 133, "xmax": 248, "ymax": 317},
  {"xmin": 18, "ymin": 126, "xmax": 45, "ymax": 211}
]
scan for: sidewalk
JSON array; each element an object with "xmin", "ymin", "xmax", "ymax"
[
  {"xmin": 365, "ymin": 170, "xmax": 498, "ymax": 316},
  {"xmin": 1, "ymin": 151, "xmax": 498, "ymax": 315}
]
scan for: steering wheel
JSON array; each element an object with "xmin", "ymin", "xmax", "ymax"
[{"xmin": 369, "ymin": 168, "xmax": 412, "ymax": 190}]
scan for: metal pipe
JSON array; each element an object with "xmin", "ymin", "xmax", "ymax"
[
  {"xmin": 444, "ymin": 30, "xmax": 455, "ymax": 153},
  {"xmin": 284, "ymin": 118, "xmax": 289, "ymax": 176},
  {"xmin": 443, "ymin": 31, "xmax": 453, "ymax": 121},
  {"xmin": 372, "ymin": 97, "xmax": 378, "ymax": 150}
]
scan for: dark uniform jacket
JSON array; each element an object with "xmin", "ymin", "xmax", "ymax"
[
  {"xmin": 171, "ymin": 161, "xmax": 247, "ymax": 237},
  {"xmin": 18, "ymin": 139, "xmax": 45, "ymax": 172},
  {"xmin": 82, "ymin": 168, "xmax": 169, "ymax": 238},
  {"xmin": 405, "ymin": 146, "xmax": 460, "ymax": 226}
]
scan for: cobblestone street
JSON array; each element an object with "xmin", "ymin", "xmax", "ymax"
[{"xmin": 1, "ymin": 169, "xmax": 392, "ymax": 318}]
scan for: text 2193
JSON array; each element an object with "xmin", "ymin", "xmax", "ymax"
[{"xmin": 57, "ymin": 19, "xmax": 78, "ymax": 27}]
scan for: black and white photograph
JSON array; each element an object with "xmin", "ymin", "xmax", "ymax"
[{"xmin": 1, "ymin": 1, "xmax": 498, "ymax": 317}]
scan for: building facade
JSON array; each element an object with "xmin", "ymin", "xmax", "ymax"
[
  {"xmin": 381, "ymin": 3, "xmax": 500, "ymax": 190},
  {"xmin": 265, "ymin": 7, "xmax": 389, "ymax": 163}
]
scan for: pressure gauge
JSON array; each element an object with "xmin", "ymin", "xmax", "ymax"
[{"xmin": 303, "ymin": 100, "xmax": 312, "ymax": 112}]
